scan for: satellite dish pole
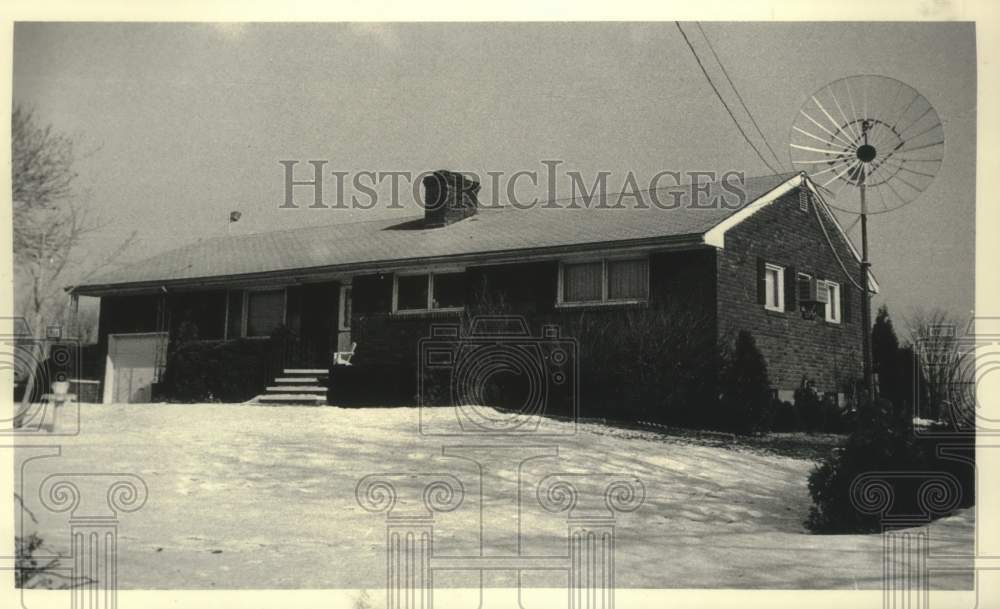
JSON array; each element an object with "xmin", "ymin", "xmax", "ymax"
[
  {"xmin": 790, "ymin": 75, "xmax": 944, "ymax": 406},
  {"xmin": 858, "ymin": 119, "xmax": 873, "ymax": 400}
]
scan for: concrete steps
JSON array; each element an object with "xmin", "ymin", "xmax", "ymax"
[
  {"xmin": 257, "ymin": 393, "xmax": 327, "ymax": 404},
  {"xmin": 255, "ymin": 368, "xmax": 328, "ymax": 405}
]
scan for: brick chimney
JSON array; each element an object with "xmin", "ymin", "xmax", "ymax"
[{"xmin": 422, "ymin": 170, "xmax": 480, "ymax": 228}]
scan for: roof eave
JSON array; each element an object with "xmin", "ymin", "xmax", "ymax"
[{"xmin": 70, "ymin": 233, "xmax": 708, "ymax": 297}]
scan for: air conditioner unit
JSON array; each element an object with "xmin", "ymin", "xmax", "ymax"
[
  {"xmin": 815, "ymin": 281, "xmax": 830, "ymax": 304},
  {"xmin": 797, "ymin": 277, "xmax": 830, "ymax": 304}
]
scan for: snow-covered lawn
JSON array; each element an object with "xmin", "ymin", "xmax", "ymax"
[{"xmin": 16, "ymin": 403, "xmax": 973, "ymax": 589}]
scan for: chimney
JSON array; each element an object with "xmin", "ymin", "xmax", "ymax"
[{"xmin": 422, "ymin": 170, "xmax": 480, "ymax": 227}]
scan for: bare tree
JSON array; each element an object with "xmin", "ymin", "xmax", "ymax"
[
  {"xmin": 906, "ymin": 307, "xmax": 974, "ymax": 428},
  {"xmin": 61, "ymin": 303, "xmax": 100, "ymax": 345},
  {"xmin": 13, "ymin": 105, "xmax": 134, "ymax": 403}
]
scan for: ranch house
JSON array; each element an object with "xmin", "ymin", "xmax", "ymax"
[{"xmin": 70, "ymin": 171, "xmax": 875, "ymax": 414}]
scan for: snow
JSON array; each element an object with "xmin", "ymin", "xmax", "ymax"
[{"xmin": 16, "ymin": 403, "xmax": 973, "ymax": 590}]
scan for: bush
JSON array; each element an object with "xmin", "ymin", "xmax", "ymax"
[
  {"xmin": 718, "ymin": 330, "xmax": 772, "ymax": 433},
  {"xmin": 806, "ymin": 398, "xmax": 974, "ymax": 533},
  {"xmin": 159, "ymin": 338, "xmax": 274, "ymax": 402},
  {"xmin": 795, "ymin": 381, "xmax": 824, "ymax": 432},
  {"xmin": 793, "ymin": 378, "xmax": 850, "ymax": 433},
  {"xmin": 771, "ymin": 399, "xmax": 800, "ymax": 432},
  {"xmin": 566, "ymin": 305, "xmax": 719, "ymax": 427}
]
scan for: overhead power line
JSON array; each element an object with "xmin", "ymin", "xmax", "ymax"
[
  {"xmin": 674, "ymin": 21, "xmax": 780, "ymax": 176},
  {"xmin": 695, "ymin": 22, "xmax": 786, "ymax": 172}
]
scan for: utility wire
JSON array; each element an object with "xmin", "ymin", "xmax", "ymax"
[
  {"xmin": 811, "ymin": 188, "xmax": 866, "ymax": 292},
  {"xmin": 674, "ymin": 21, "xmax": 781, "ymax": 176},
  {"xmin": 695, "ymin": 22, "xmax": 786, "ymax": 171}
]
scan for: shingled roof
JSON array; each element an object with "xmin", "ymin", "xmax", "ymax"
[{"xmin": 73, "ymin": 173, "xmax": 803, "ymax": 296}]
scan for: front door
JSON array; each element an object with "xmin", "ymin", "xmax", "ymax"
[{"xmin": 337, "ymin": 282, "xmax": 353, "ymax": 352}]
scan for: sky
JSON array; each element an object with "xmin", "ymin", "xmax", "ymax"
[{"xmin": 11, "ymin": 22, "xmax": 976, "ymax": 332}]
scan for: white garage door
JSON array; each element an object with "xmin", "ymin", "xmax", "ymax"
[{"xmin": 104, "ymin": 333, "xmax": 168, "ymax": 403}]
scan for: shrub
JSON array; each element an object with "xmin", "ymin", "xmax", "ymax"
[
  {"xmin": 718, "ymin": 331, "xmax": 772, "ymax": 433},
  {"xmin": 822, "ymin": 393, "xmax": 852, "ymax": 433},
  {"xmin": 806, "ymin": 398, "xmax": 974, "ymax": 533},
  {"xmin": 795, "ymin": 380, "xmax": 825, "ymax": 432},
  {"xmin": 566, "ymin": 306, "xmax": 719, "ymax": 426},
  {"xmin": 771, "ymin": 399, "xmax": 800, "ymax": 432},
  {"xmin": 159, "ymin": 337, "xmax": 273, "ymax": 402},
  {"xmin": 15, "ymin": 493, "xmax": 67, "ymax": 589}
]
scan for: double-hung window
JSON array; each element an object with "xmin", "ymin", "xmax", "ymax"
[
  {"xmin": 559, "ymin": 257, "xmax": 649, "ymax": 305},
  {"xmin": 763, "ymin": 263, "xmax": 785, "ymax": 312},
  {"xmin": 823, "ymin": 280, "xmax": 841, "ymax": 323}
]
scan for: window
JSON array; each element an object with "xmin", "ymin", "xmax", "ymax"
[
  {"xmin": 823, "ymin": 280, "xmax": 841, "ymax": 323},
  {"xmin": 338, "ymin": 285, "xmax": 352, "ymax": 332},
  {"xmin": 170, "ymin": 290, "xmax": 227, "ymax": 340},
  {"xmin": 764, "ymin": 263, "xmax": 785, "ymax": 312},
  {"xmin": 560, "ymin": 257, "xmax": 649, "ymax": 305},
  {"xmin": 562, "ymin": 261, "xmax": 603, "ymax": 302},
  {"xmin": 245, "ymin": 289, "xmax": 285, "ymax": 337},
  {"xmin": 607, "ymin": 259, "xmax": 649, "ymax": 300},
  {"xmin": 396, "ymin": 275, "xmax": 429, "ymax": 311},
  {"xmin": 432, "ymin": 272, "xmax": 465, "ymax": 309},
  {"xmin": 393, "ymin": 271, "xmax": 465, "ymax": 313}
]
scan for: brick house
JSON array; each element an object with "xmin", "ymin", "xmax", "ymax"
[{"xmin": 71, "ymin": 171, "xmax": 875, "ymax": 410}]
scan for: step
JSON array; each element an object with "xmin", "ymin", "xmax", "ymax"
[
  {"xmin": 283, "ymin": 369, "xmax": 328, "ymax": 375},
  {"xmin": 266, "ymin": 385, "xmax": 327, "ymax": 393},
  {"xmin": 258, "ymin": 394, "xmax": 327, "ymax": 404},
  {"xmin": 273, "ymin": 377, "xmax": 322, "ymax": 384}
]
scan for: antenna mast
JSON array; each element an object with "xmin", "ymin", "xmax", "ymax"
[{"xmin": 789, "ymin": 75, "xmax": 944, "ymax": 405}]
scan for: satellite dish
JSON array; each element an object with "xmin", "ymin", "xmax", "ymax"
[
  {"xmin": 789, "ymin": 74, "xmax": 944, "ymax": 214},
  {"xmin": 788, "ymin": 74, "xmax": 945, "ymax": 403}
]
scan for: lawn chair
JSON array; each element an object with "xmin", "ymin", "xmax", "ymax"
[{"xmin": 333, "ymin": 342, "xmax": 357, "ymax": 367}]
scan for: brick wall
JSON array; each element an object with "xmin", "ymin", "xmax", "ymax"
[
  {"xmin": 715, "ymin": 187, "xmax": 865, "ymax": 397},
  {"xmin": 345, "ymin": 250, "xmax": 718, "ymax": 405}
]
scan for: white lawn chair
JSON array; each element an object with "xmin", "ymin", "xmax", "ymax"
[{"xmin": 333, "ymin": 342, "xmax": 357, "ymax": 366}]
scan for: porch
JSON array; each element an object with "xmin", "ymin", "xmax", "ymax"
[{"xmin": 95, "ymin": 278, "xmax": 355, "ymax": 403}]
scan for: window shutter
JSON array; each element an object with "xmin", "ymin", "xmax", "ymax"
[
  {"xmin": 756, "ymin": 257, "xmax": 766, "ymax": 305},
  {"xmin": 842, "ymin": 284, "xmax": 851, "ymax": 322},
  {"xmin": 785, "ymin": 266, "xmax": 797, "ymax": 312}
]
